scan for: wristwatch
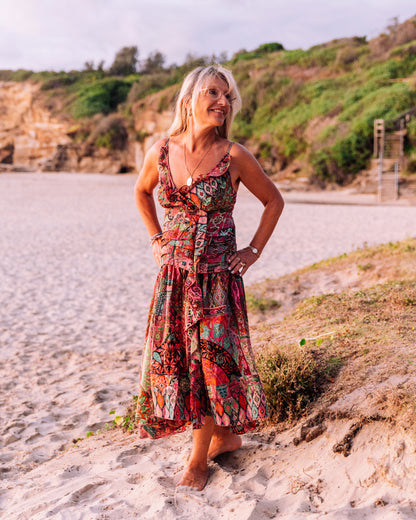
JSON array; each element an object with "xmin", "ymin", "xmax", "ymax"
[{"xmin": 248, "ymin": 245, "xmax": 260, "ymax": 257}]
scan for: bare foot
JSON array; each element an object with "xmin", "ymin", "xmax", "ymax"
[
  {"xmin": 177, "ymin": 463, "xmax": 209, "ymax": 491},
  {"xmin": 208, "ymin": 430, "xmax": 242, "ymax": 459}
]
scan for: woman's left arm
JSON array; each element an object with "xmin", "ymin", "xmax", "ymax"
[{"xmin": 229, "ymin": 143, "xmax": 285, "ymax": 275}]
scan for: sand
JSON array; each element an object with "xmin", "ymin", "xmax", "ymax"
[{"xmin": 1, "ymin": 172, "xmax": 416, "ymax": 519}]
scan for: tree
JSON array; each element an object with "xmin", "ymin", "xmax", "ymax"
[
  {"xmin": 84, "ymin": 60, "xmax": 95, "ymax": 72},
  {"xmin": 109, "ymin": 46, "xmax": 139, "ymax": 76},
  {"xmin": 141, "ymin": 51, "xmax": 166, "ymax": 74}
]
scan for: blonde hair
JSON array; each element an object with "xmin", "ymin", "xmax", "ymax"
[{"xmin": 169, "ymin": 65, "xmax": 242, "ymax": 139}]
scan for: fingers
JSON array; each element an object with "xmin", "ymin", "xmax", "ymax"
[
  {"xmin": 152, "ymin": 240, "xmax": 162, "ymax": 267},
  {"xmin": 228, "ymin": 248, "xmax": 256, "ymax": 275}
]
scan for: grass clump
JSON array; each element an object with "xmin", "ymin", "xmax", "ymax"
[
  {"xmin": 250, "ymin": 238, "xmax": 416, "ymax": 427},
  {"xmin": 246, "ymin": 293, "xmax": 281, "ymax": 312},
  {"xmin": 256, "ymin": 279, "xmax": 416, "ymax": 424},
  {"xmin": 256, "ymin": 344, "xmax": 331, "ymax": 422}
]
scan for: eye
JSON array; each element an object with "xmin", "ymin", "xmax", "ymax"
[{"xmin": 208, "ymin": 88, "xmax": 219, "ymax": 97}]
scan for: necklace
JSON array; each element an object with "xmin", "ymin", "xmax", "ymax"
[{"xmin": 183, "ymin": 140, "xmax": 215, "ymax": 187}]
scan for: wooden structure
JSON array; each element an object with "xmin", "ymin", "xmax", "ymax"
[{"xmin": 373, "ymin": 118, "xmax": 404, "ymax": 201}]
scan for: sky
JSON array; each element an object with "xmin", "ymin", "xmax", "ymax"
[{"xmin": 1, "ymin": 0, "xmax": 415, "ymax": 72}]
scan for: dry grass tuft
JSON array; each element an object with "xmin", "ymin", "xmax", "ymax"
[{"xmin": 249, "ymin": 238, "xmax": 416, "ymax": 430}]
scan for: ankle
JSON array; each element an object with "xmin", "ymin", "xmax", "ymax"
[{"xmin": 187, "ymin": 458, "xmax": 208, "ymax": 471}]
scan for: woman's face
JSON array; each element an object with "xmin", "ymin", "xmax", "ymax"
[{"xmin": 192, "ymin": 76, "xmax": 231, "ymax": 129}]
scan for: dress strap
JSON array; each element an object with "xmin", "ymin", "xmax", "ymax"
[
  {"xmin": 226, "ymin": 141, "xmax": 234, "ymax": 155},
  {"xmin": 158, "ymin": 138, "xmax": 171, "ymax": 187}
]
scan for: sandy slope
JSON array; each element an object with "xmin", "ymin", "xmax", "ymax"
[{"xmin": 1, "ymin": 172, "xmax": 416, "ymax": 519}]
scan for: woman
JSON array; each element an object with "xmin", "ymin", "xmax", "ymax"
[{"xmin": 134, "ymin": 65, "xmax": 284, "ymax": 490}]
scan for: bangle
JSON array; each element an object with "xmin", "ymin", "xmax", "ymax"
[
  {"xmin": 248, "ymin": 244, "xmax": 260, "ymax": 258},
  {"xmin": 150, "ymin": 232, "xmax": 163, "ymax": 245}
]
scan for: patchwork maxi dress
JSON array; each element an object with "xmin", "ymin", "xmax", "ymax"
[{"xmin": 136, "ymin": 140, "xmax": 269, "ymax": 438}]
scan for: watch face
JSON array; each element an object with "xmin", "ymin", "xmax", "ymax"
[{"xmin": 251, "ymin": 246, "xmax": 258, "ymax": 254}]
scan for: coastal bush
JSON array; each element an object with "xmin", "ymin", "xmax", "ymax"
[
  {"xmin": 335, "ymin": 46, "xmax": 362, "ymax": 68},
  {"xmin": 231, "ymin": 42, "xmax": 284, "ymax": 63},
  {"xmin": 246, "ymin": 292, "xmax": 280, "ymax": 312},
  {"xmin": 134, "ymin": 130, "xmax": 150, "ymax": 143},
  {"xmin": 407, "ymin": 118, "xmax": 416, "ymax": 149},
  {"xmin": 127, "ymin": 72, "xmax": 175, "ymax": 104},
  {"xmin": 109, "ymin": 46, "xmax": 139, "ymax": 76},
  {"xmin": 254, "ymin": 270, "xmax": 416, "ymax": 424},
  {"xmin": 40, "ymin": 73, "xmax": 81, "ymax": 90},
  {"xmin": 0, "ymin": 69, "xmax": 35, "ymax": 81},
  {"xmin": 92, "ymin": 115, "xmax": 128, "ymax": 150},
  {"xmin": 71, "ymin": 79, "xmax": 131, "ymax": 118},
  {"xmin": 406, "ymin": 158, "xmax": 416, "ymax": 173},
  {"xmin": 311, "ymin": 123, "xmax": 372, "ymax": 184},
  {"xmin": 257, "ymin": 346, "xmax": 324, "ymax": 422}
]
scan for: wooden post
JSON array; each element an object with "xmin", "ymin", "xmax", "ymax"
[
  {"xmin": 374, "ymin": 119, "xmax": 385, "ymax": 158},
  {"xmin": 399, "ymin": 118, "xmax": 405, "ymax": 171}
]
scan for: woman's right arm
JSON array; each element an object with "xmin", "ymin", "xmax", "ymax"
[{"xmin": 134, "ymin": 140, "xmax": 165, "ymax": 265}]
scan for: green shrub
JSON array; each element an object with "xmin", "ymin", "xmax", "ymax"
[
  {"xmin": 109, "ymin": 46, "xmax": 139, "ymax": 76},
  {"xmin": 71, "ymin": 79, "xmax": 131, "ymax": 118},
  {"xmin": 92, "ymin": 115, "xmax": 128, "ymax": 150},
  {"xmin": 311, "ymin": 124, "xmax": 372, "ymax": 184},
  {"xmin": 406, "ymin": 158, "xmax": 416, "ymax": 173},
  {"xmin": 135, "ymin": 130, "xmax": 150, "ymax": 143},
  {"xmin": 0, "ymin": 69, "xmax": 35, "ymax": 81},
  {"xmin": 407, "ymin": 119, "xmax": 416, "ymax": 150},
  {"xmin": 246, "ymin": 292, "xmax": 280, "ymax": 311},
  {"xmin": 126, "ymin": 73, "xmax": 174, "ymax": 104},
  {"xmin": 256, "ymin": 42, "xmax": 285, "ymax": 54},
  {"xmin": 41, "ymin": 73, "xmax": 80, "ymax": 90},
  {"xmin": 257, "ymin": 345, "xmax": 333, "ymax": 421}
]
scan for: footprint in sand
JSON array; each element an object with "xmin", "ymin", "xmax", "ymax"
[
  {"xmin": 59, "ymin": 465, "xmax": 84, "ymax": 479},
  {"xmin": 115, "ymin": 448, "xmax": 143, "ymax": 468}
]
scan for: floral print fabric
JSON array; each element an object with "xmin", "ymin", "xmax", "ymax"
[{"xmin": 136, "ymin": 140, "xmax": 268, "ymax": 438}]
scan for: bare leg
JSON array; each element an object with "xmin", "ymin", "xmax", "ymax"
[
  {"xmin": 208, "ymin": 424, "xmax": 242, "ymax": 460},
  {"xmin": 178, "ymin": 416, "xmax": 214, "ymax": 490}
]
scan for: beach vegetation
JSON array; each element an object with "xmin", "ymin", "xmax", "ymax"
[
  {"xmin": 247, "ymin": 237, "xmax": 416, "ymax": 427},
  {"xmin": 246, "ymin": 293, "xmax": 281, "ymax": 312},
  {"xmin": 111, "ymin": 395, "xmax": 138, "ymax": 432},
  {"xmin": 91, "ymin": 115, "xmax": 128, "ymax": 150},
  {"xmin": 109, "ymin": 46, "xmax": 139, "ymax": 76},
  {"xmin": 70, "ymin": 78, "xmax": 132, "ymax": 118}
]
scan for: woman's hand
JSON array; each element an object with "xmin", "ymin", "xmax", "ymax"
[
  {"xmin": 228, "ymin": 247, "xmax": 258, "ymax": 276},
  {"xmin": 152, "ymin": 238, "xmax": 162, "ymax": 267}
]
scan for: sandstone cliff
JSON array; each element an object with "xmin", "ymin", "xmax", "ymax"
[{"xmin": 0, "ymin": 81, "xmax": 141, "ymax": 174}]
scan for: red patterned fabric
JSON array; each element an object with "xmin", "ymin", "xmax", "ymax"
[{"xmin": 136, "ymin": 140, "xmax": 268, "ymax": 438}]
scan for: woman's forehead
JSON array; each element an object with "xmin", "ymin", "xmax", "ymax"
[{"xmin": 200, "ymin": 76, "xmax": 229, "ymax": 91}]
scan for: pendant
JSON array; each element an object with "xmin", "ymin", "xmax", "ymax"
[{"xmin": 186, "ymin": 176, "xmax": 192, "ymax": 187}]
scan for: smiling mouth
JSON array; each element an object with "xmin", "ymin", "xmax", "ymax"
[{"xmin": 211, "ymin": 109, "xmax": 226, "ymax": 115}]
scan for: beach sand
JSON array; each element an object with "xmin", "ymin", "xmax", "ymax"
[{"xmin": 1, "ymin": 172, "xmax": 416, "ymax": 519}]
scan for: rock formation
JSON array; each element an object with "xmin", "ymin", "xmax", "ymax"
[{"xmin": 0, "ymin": 81, "xmax": 140, "ymax": 174}]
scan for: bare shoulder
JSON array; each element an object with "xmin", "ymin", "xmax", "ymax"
[
  {"xmin": 229, "ymin": 142, "xmax": 259, "ymax": 168},
  {"xmin": 230, "ymin": 141, "xmax": 252, "ymax": 157},
  {"xmin": 135, "ymin": 137, "xmax": 168, "ymax": 192},
  {"xmin": 145, "ymin": 137, "xmax": 168, "ymax": 164},
  {"xmin": 229, "ymin": 142, "xmax": 265, "ymax": 177}
]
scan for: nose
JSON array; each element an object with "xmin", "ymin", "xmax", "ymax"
[{"xmin": 217, "ymin": 93, "xmax": 230, "ymax": 106}]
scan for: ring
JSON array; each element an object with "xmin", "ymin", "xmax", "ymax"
[{"xmin": 240, "ymin": 262, "xmax": 246, "ymax": 267}]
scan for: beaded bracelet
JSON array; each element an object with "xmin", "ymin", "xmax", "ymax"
[{"xmin": 150, "ymin": 232, "xmax": 163, "ymax": 245}]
